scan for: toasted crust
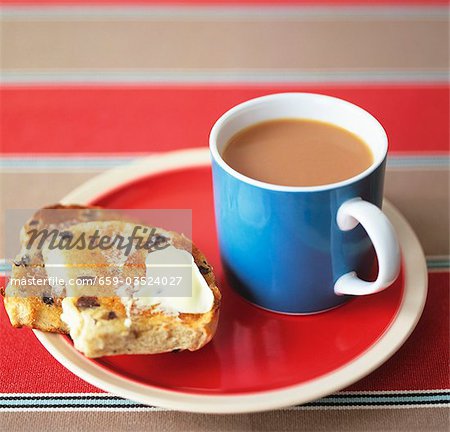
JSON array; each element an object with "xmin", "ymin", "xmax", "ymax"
[
  {"xmin": 4, "ymin": 295, "xmax": 68, "ymax": 333},
  {"xmin": 4, "ymin": 204, "xmax": 110, "ymax": 333},
  {"xmin": 3, "ymin": 204, "xmax": 221, "ymax": 357}
]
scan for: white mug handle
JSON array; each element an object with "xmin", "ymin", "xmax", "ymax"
[{"xmin": 334, "ymin": 197, "xmax": 401, "ymax": 296}]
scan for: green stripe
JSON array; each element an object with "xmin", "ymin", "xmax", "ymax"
[
  {"xmin": 0, "ymin": 392, "xmax": 448, "ymax": 409},
  {"xmin": 426, "ymin": 259, "xmax": 450, "ymax": 269}
]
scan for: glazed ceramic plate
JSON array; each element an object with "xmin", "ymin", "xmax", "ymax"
[{"xmin": 33, "ymin": 148, "xmax": 428, "ymax": 414}]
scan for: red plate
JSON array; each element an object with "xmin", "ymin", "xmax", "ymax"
[
  {"xmin": 92, "ymin": 164, "xmax": 403, "ymax": 394},
  {"xmin": 34, "ymin": 149, "xmax": 426, "ymax": 412}
]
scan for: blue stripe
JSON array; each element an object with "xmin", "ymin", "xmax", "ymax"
[
  {"xmin": 0, "ymin": 155, "xmax": 448, "ymax": 171},
  {"xmin": 386, "ymin": 156, "xmax": 450, "ymax": 168},
  {"xmin": 1, "ymin": 70, "xmax": 448, "ymax": 86},
  {"xmin": 0, "ymin": 158, "xmax": 136, "ymax": 169},
  {"xmin": 0, "ymin": 398, "xmax": 138, "ymax": 407},
  {"xmin": 312, "ymin": 394, "xmax": 450, "ymax": 405}
]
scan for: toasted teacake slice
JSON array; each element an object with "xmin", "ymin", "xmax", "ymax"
[{"xmin": 2, "ymin": 205, "xmax": 221, "ymax": 357}]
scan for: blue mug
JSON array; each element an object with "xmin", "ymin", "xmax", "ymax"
[{"xmin": 210, "ymin": 93, "xmax": 401, "ymax": 314}]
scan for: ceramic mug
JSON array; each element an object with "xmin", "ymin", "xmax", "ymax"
[{"xmin": 209, "ymin": 93, "xmax": 401, "ymax": 314}]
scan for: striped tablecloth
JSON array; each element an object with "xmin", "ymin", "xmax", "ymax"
[{"xmin": 0, "ymin": 1, "xmax": 448, "ymax": 431}]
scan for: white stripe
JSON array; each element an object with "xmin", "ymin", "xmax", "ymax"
[
  {"xmin": 1, "ymin": 70, "xmax": 448, "ymax": 85},
  {"xmin": 0, "ymin": 5, "xmax": 447, "ymax": 21}
]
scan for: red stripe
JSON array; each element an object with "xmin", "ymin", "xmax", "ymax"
[
  {"xmin": 1, "ymin": 85, "xmax": 448, "ymax": 154},
  {"xmin": 0, "ymin": 272, "xmax": 447, "ymax": 393}
]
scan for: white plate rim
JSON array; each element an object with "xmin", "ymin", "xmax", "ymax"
[{"xmin": 33, "ymin": 148, "xmax": 428, "ymax": 414}]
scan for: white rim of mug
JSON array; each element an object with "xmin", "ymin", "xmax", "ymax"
[{"xmin": 209, "ymin": 92, "xmax": 389, "ymax": 193}]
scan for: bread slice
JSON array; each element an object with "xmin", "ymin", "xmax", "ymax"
[{"xmin": 3, "ymin": 205, "xmax": 221, "ymax": 357}]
